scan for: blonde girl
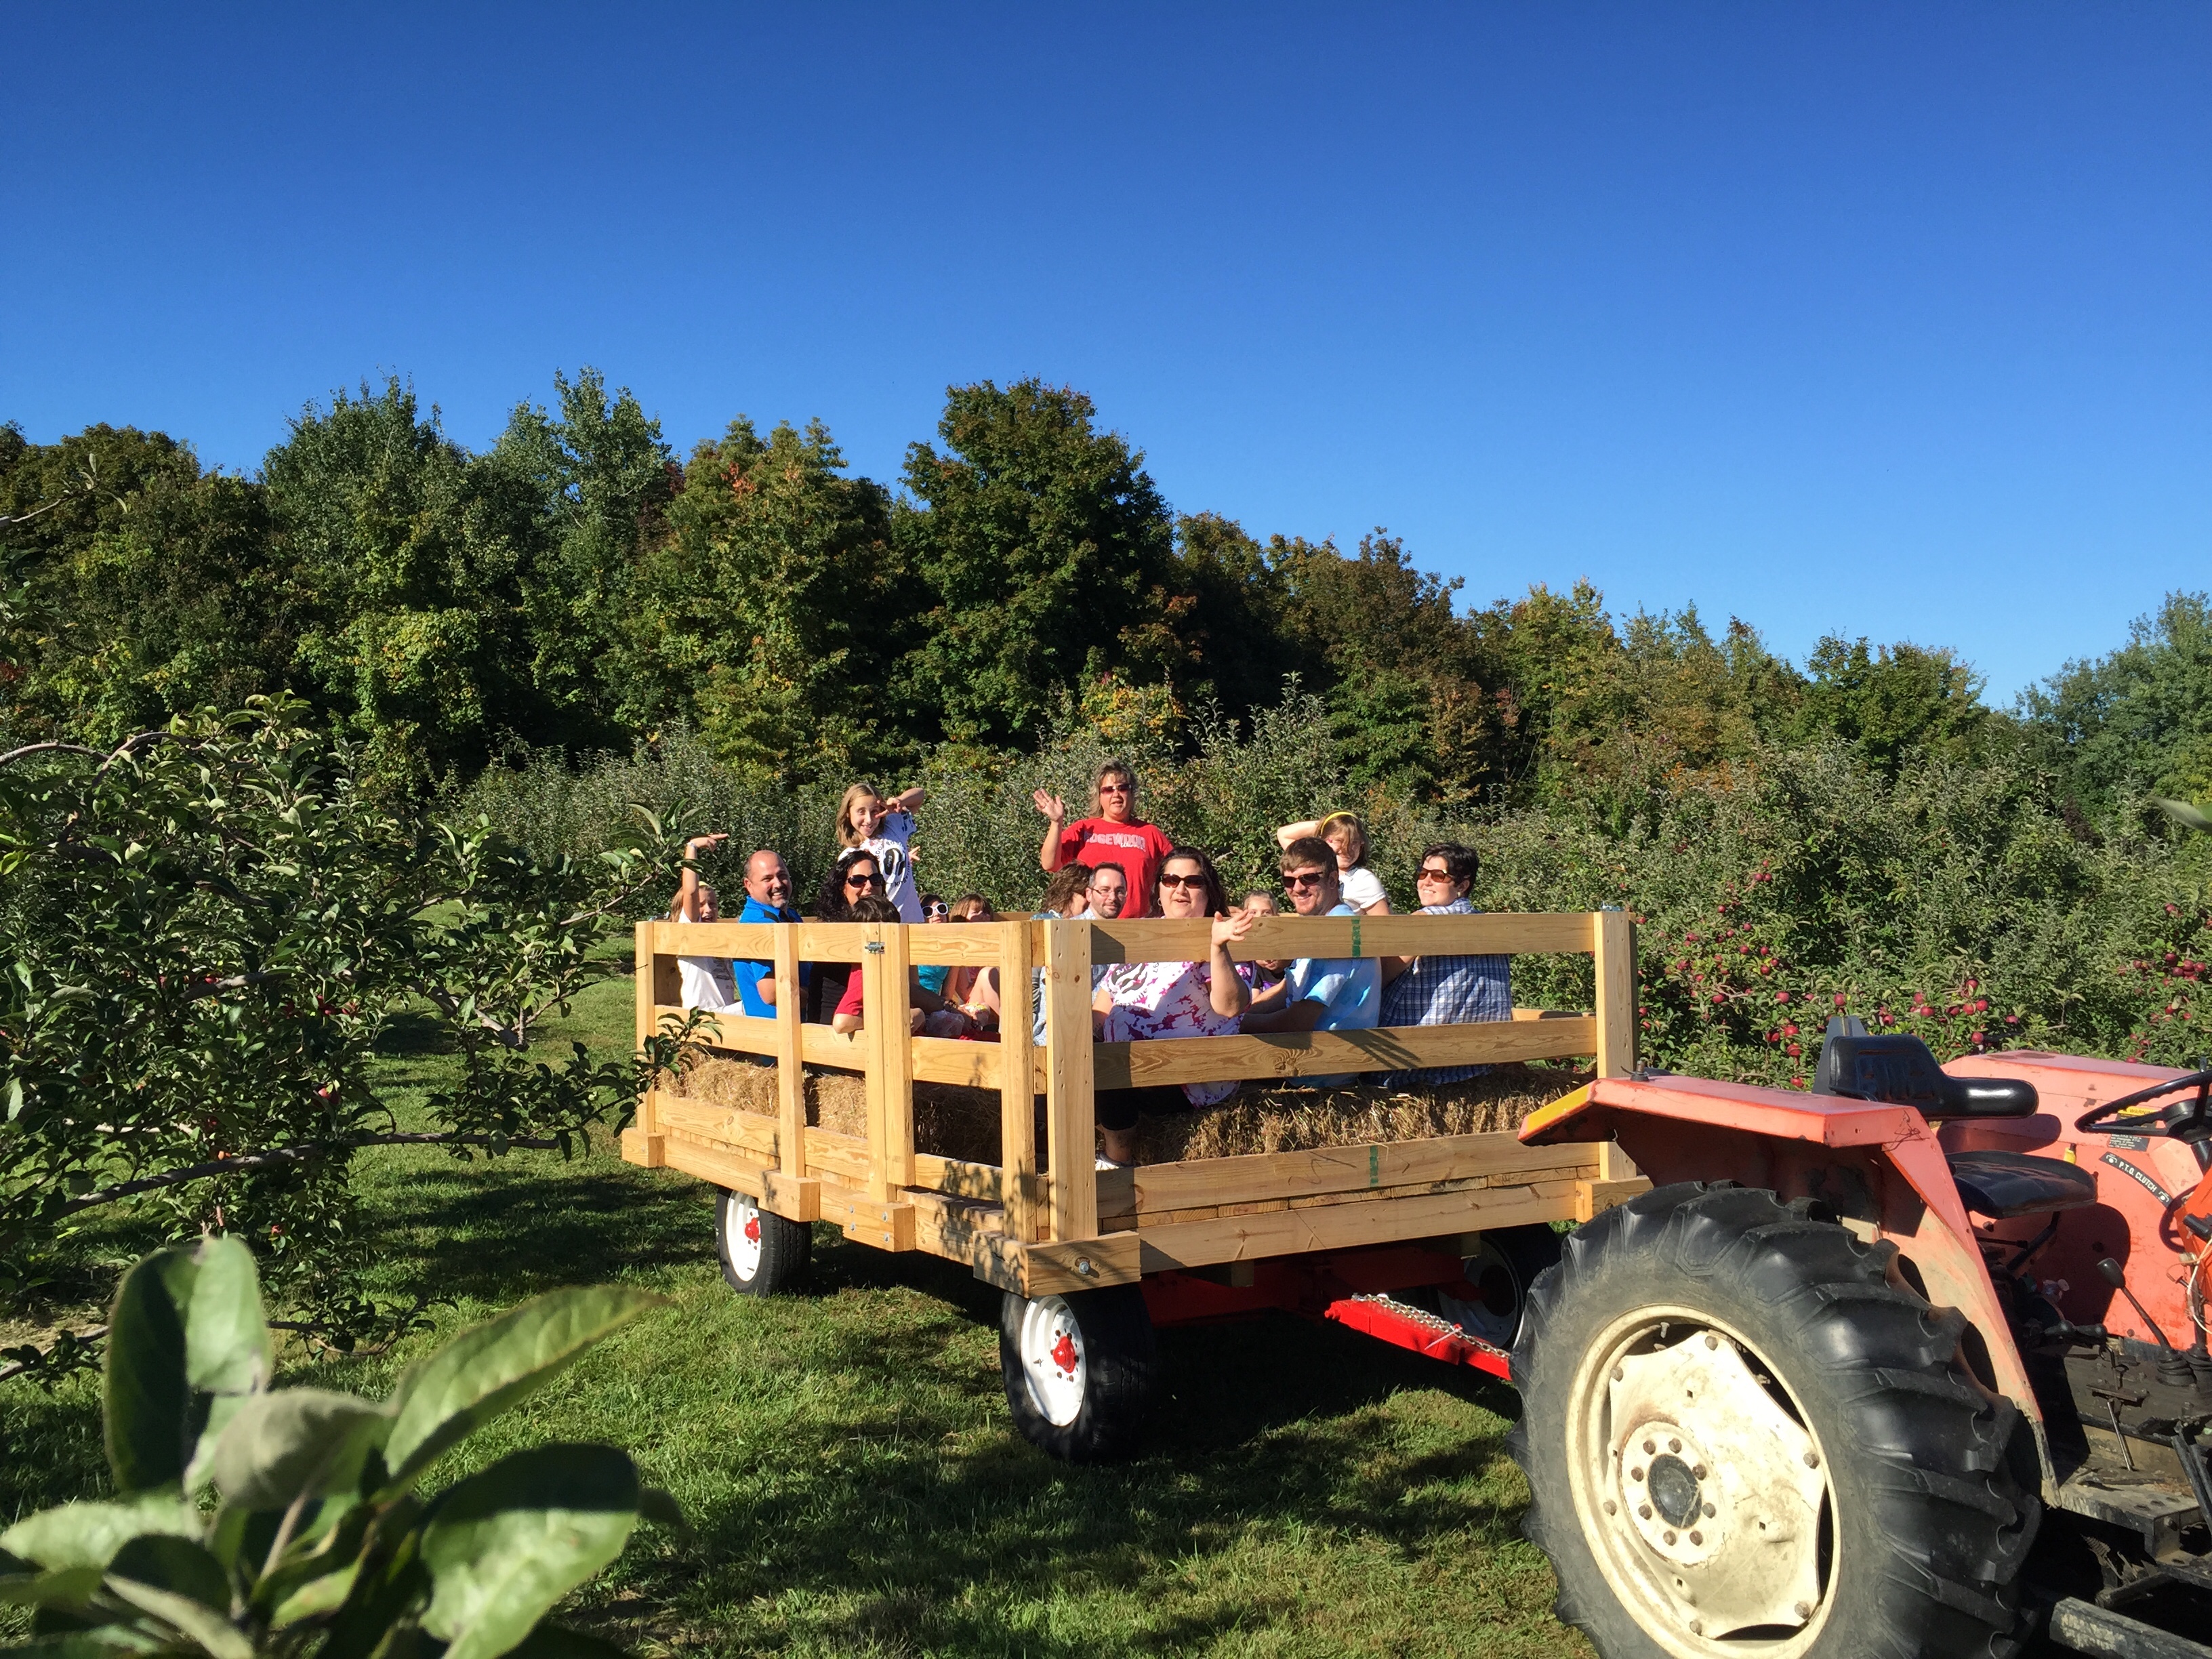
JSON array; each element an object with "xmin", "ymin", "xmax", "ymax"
[
  {"xmin": 1273, "ymin": 811, "xmax": 1389, "ymax": 914},
  {"xmin": 835, "ymin": 781, "xmax": 928, "ymax": 923}
]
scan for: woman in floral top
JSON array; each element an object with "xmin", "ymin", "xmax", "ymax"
[{"xmin": 1094, "ymin": 848, "xmax": 1254, "ymax": 1168}]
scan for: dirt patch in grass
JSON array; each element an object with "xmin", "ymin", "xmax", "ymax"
[{"xmin": 669, "ymin": 1051, "xmax": 1586, "ymax": 1166}]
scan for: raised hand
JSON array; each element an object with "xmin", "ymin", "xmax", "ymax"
[
  {"xmin": 683, "ymin": 832, "xmax": 729, "ymax": 860},
  {"xmin": 1212, "ymin": 909, "xmax": 1255, "ymax": 951},
  {"xmin": 1032, "ymin": 788, "xmax": 1067, "ymax": 824}
]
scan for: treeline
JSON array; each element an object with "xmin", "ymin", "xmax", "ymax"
[{"xmin": 13, "ymin": 369, "xmax": 2203, "ymax": 819}]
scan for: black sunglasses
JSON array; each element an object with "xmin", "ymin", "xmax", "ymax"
[
  {"xmin": 844, "ymin": 871, "xmax": 883, "ymax": 888},
  {"xmin": 1283, "ymin": 871, "xmax": 1328, "ymax": 889},
  {"xmin": 1158, "ymin": 872, "xmax": 1206, "ymax": 890}
]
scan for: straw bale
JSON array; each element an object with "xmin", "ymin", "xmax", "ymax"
[{"xmin": 668, "ymin": 1046, "xmax": 1584, "ymax": 1169}]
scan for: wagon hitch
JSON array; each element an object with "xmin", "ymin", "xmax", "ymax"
[{"xmin": 1324, "ymin": 1292, "xmax": 1513, "ymax": 1380}]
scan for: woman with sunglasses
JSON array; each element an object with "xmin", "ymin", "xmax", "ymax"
[
  {"xmin": 1033, "ymin": 759, "xmax": 1175, "ymax": 918},
  {"xmin": 1378, "ymin": 842, "xmax": 1509, "ymax": 1087},
  {"xmin": 1092, "ymin": 848, "xmax": 1254, "ymax": 1168},
  {"xmin": 805, "ymin": 848, "xmax": 886, "ymax": 1023}
]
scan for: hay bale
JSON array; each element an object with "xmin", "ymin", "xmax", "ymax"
[
  {"xmin": 1133, "ymin": 1065, "xmax": 1586, "ymax": 1164},
  {"xmin": 668, "ymin": 1051, "xmax": 1585, "ymax": 1169}
]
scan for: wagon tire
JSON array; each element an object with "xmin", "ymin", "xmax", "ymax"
[
  {"xmin": 1000, "ymin": 1285, "xmax": 1155, "ymax": 1463},
  {"xmin": 1430, "ymin": 1222, "xmax": 1563, "ymax": 1349},
  {"xmin": 714, "ymin": 1186, "xmax": 811, "ymax": 1296},
  {"xmin": 1509, "ymin": 1181, "xmax": 2036, "ymax": 1659}
]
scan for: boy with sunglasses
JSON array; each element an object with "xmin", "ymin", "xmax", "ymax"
[{"xmin": 1241, "ymin": 837, "xmax": 1379, "ymax": 1080}]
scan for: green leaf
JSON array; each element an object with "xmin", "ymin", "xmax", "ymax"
[
  {"xmin": 103, "ymin": 1248, "xmax": 198, "ymax": 1493},
  {"xmin": 102, "ymin": 1576, "xmax": 254, "ymax": 1659},
  {"xmin": 107, "ymin": 1534, "xmax": 232, "ymax": 1612},
  {"xmin": 2153, "ymin": 796, "xmax": 2212, "ymax": 834},
  {"xmin": 207, "ymin": 1389, "xmax": 391, "ymax": 1511},
  {"xmin": 383, "ymin": 1286, "xmax": 661, "ymax": 1487},
  {"xmin": 184, "ymin": 1236, "xmax": 270, "ymax": 1397},
  {"xmin": 0, "ymin": 1564, "xmax": 102, "ymax": 1610},
  {"xmin": 267, "ymin": 1559, "xmax": 359, "ymax": 1628},
  {"xmin": 419, "ymin": 1444, "xmax": 640, "ymax": 1659},
  {"xmin": 0, "ymin": 1495, "xmax": 198, "ymax": 1572}
]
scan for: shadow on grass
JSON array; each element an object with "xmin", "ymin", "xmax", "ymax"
[{"xmin": 591, "ymin": 1229, "xmax": 1536, "ymax": 1656}]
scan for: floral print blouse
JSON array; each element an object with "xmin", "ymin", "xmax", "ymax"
[{"xmin": 1101, "ymin": 958, "xmax": 1244, "ymax": 1107}]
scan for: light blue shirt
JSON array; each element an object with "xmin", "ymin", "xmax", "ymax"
[{"xmin": 1284, "ymin": 901, "xmax": 1380, "ymax": 1086}]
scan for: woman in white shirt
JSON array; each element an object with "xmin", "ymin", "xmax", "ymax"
[
  {"xmin": 1274, "ymin": 811, "xmax": 1389, "ymax": 914},
  {"xmin": 670, "ymin": 833, "xmax": 739, "ymax": 1010}
]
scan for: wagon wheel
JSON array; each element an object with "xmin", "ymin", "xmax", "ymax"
[
  {"xmin": 1510, "ymin": 1183, "xmax": 2037, "ymax": 1658},
  {"xmin": 999, "ymin": 1286, "xmax": 1155, "ymax": 1462},
  {"xmin": 1432, "ymin": 1223, "xmax": 1563, "ymax": 1348},
  {"xmin": 714, "ymin": 1187, "xmax": 811, "ymax": 1296}
]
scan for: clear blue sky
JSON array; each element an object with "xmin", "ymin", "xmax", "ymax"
[{"xmin": 5, "ymin": 3, "xmax": 2205, "ymax": 700}]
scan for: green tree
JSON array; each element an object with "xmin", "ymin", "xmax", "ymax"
[
  {"xmin": 630, "ymin": 417, "xmax": 907, "ymax": 783},
  {"xmin": 264, "ymin": 382, "xmax": 552, "ymax": 792},
  {"xmin": 2022, "ymin": 591, "xmax": 2212, "ymax": 817},
  {"xmin": 895, "ymin": 381, "xmax": 1185, "ymax": 749},
  {"xmin": 1784, "ymin": 635, "xmax": 1987, "ymax": 773},
  {"xmin": 491, "ymin": 369, "xmax": 676, "ymax": 749}
]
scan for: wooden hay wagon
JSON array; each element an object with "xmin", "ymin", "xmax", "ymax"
[{"xmin": 621, "ymin": 909, "xmax": 1647, "ymax": 1459}]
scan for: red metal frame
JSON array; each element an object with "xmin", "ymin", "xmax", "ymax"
[{"xmin": 1139, "ymin": 1243, "xmax": 1515, "ymax": 1380}]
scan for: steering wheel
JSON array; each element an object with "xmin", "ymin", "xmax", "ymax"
[{"xmin": 2073, "ymin": 1066, "xmax": 2212, "ymax": 1142}]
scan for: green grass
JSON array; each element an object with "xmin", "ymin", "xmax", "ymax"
[{"xmin": 3, "ymin": 964, "xmax": 1586, "ymax": 1657}]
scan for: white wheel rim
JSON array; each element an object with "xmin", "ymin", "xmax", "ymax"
[
  {"xmin": 1017, "ymin": 1296, "xmax": 1086, "ymax": 1427},
  {"xmin": 724, "ymin": 1193, "xmax": 764, "ymax": 1281},
  {"xmin": 1438, "ymin": 1237, "xmax": 1522, "ymax": 1345},
  {"xmin": 1566, "ymin": 1307, "xmax": 1836, "ymax": 1658}
]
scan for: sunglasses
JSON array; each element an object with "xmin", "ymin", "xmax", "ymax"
[
  {"xmin": 1157, "ymin": 872, "xmax": 1206, "ymax": 890},
  {"xmin": 924, "ymin": 902, "xmax": 949, "ymax": 917},
  {"xmin": 1099, "ymin": 783, "xmax": 1131, "ymax": 794},
  {"xmin": 1416, "ymin": 865, "xmax": 1456, "ymax": 881},
  {"xmin": 1282, "ymin": 872, "xmax": 1328, "ymax": 889},
  {"xmin": 844, "ymin": 872, "xmax": 883, "ymax": 888}
]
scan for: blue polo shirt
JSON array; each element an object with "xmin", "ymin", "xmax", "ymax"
[
  {"xmin": 733, "ymin": 895, "xmax": 805, "ymax": 1017},
  {"xmin": 1284, "ymin": 901, "xmax": 1380, "ymax": 1086}
]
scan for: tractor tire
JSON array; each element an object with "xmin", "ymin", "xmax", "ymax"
[
  {"xmin": 1000, "ymin": 1285, "xmax": 1155, "ymax": 1463},
  {"xmin": 1509, "ymin": 1181, "xmax": 2037, "ymax": 1659},
  {"xmin": 714, "ymin": 1186, "xmax": 811, "ymax": 1296},
  {"xmin": 1429, "ymin": 1223, "xmax": 1564, "ymax": 1349}
]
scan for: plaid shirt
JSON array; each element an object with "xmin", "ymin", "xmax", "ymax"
[{"xmin": 1380, "ymin": 897, "xmax": 1511, "ymax": 1087}]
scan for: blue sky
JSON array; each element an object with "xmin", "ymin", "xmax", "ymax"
[{"xmin": 5, "ymin": 3, "xmax": 2205, "ymax": 699}]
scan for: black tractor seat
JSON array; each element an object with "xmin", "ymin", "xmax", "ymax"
[{"xmin": 1944, "ymin": 1149, "xmax": 2100, "ymax": 1221}]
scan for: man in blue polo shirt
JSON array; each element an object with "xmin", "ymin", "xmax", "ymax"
[
  {"xmin": 1243, "ymin": 836, "xmax": 1378, "ymax": 1083},
  {"xmin": 731, "ymin": 848, "xmax": 806, "ymax": 1017}
]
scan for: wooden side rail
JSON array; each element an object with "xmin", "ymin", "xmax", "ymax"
[{"xmin": 636, "ymin": 907, "xmax": 1639, "ymax": 1248}]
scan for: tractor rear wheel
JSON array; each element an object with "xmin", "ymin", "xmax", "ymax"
[
  {"xmin": 714, "ymin": 1187, "xmax": 811, "ymax": 1296},
  {"xmin": 1509, "ymin": 1182, "xmax": 2036, "ymax": 1659}
]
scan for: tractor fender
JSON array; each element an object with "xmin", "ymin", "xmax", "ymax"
[{"xmin": 1524, "ymin": 1073, "xmax": 2056, "ymax": 1493}]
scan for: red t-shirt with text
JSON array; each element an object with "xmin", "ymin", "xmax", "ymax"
[{"xmin": 1058, "ymin": 818, "xmax": 1176, "ymax": 918}]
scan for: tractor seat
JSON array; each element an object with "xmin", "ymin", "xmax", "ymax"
[{"xmin": 1944, "ymin": 1149, "xmax": 2100, "ymax": 1221}]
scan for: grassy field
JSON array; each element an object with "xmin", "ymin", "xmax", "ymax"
[{"xmin": 3, "ymin": 961, "xmax": 1585, "ymax": 1658}]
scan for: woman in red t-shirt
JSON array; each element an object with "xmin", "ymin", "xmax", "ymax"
[{"xmin": 1034, "ymin": 759, "xmax": 1176, "ymax": 918}]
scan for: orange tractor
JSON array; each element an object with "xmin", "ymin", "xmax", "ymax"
[{"xmin": 1509, "ymin": 1021, "xmax": 2212, "ymax": 1658}]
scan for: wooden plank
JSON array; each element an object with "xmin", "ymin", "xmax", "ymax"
[
  {"xmin": 1042, "ymin": 918, "xmax": 1097, "ymax": 1244},
  {"xmin": 1131, "ymin": 1180, "xmax": 1582, "ymax": 1271},
  {"xmin": 643, "ymin": 918, "xmax": 874, "ymax": 962},
  {"xmin": 659, "ymin": 1135, "xmax": 765, "ymax": 1197},
  {"xmin": 1093, "ymin": 1017, "xmax": 1597, "ymax": 1090},
  {"xmin": 906, "ymin": 930, "xmax": 1006, "ymax": 967},
  {"xmin": 999, "ymin": 917, "xmax": 1040, "ymax": 1244},
  {"xmin": 618, "ymin": 1128, "xmax": 665, "ymax": 1168},
  {"xmin": 651, "ymin": 1003, "xmax": 780, "ymax": 1058},
  {"xmin": 803, "ymin": 1127, "xmax": 872, "ymax": 1185},
  {"xmin": 802, "ymin": 1023, "xmax": 867, "ymax": 1070},
  {"xmin": 912, "ymin": 1154, "xmax": 1010, "ymax": 1204},
  {"xmin": 1128, "ymin": 1132, "xmax": 1597, "ymax": 1214},
  {"xmin": 970, "ymin": 1231, "xmax": 1143, "ymax": 1297},
  {"xmin": 908, "ymin": 1191, "xmax": 1008, "ymax": 1263},
  {"xmin": 1593, "ymin": 909, "xmax": 1635, "ymax": 1080},
  {"xmin": 880, "ymin": 921, "xmax": 915, "ymax": 1189},
  {"xmin": 912, "ymin": 1036, "xmax": 1048, "ymax": 1090},
  {"xmin": 655, "ymin": 1096, "xmax": 779, "ymax": 1160},
  {"xmin": 1087, "ymin": 912, "xmax": 1597, "ymax": 964},
  {"xmin": 634, "ymin": 927, "xmax": 659, "ymax": 1134},
  {"xmin": 861, "ymin": 927, "xmax": 888, "ymax": 1200},
  {"xmin": 773, "ymin": 927, "xmax": 805, "ymax": 1176},
  {"xmin": 760, "ymin": 1171, "xmax": 821, "ymax": 1223},
  {"xmin": 821, "ymin": 1188, "xmax": 918, "ymax": 1250},
  {"xmin": 1576, "ymin": 1176, "xmax": 1650, "ymax": 1222}
]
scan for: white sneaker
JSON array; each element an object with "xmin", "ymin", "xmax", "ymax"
[{"xmin": 1095, "ymin": 1153, "xmax": 1132, "ymax": 1171}]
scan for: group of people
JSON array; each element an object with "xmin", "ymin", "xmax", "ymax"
[{"xmin": 668, "ymin": 761, "xmax": 1509, "ymax": 1168}]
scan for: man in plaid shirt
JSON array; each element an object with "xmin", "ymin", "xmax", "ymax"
[{"xmin": 1380, "ymin": 842, "xmax": 1510, "ymax": 1087}]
